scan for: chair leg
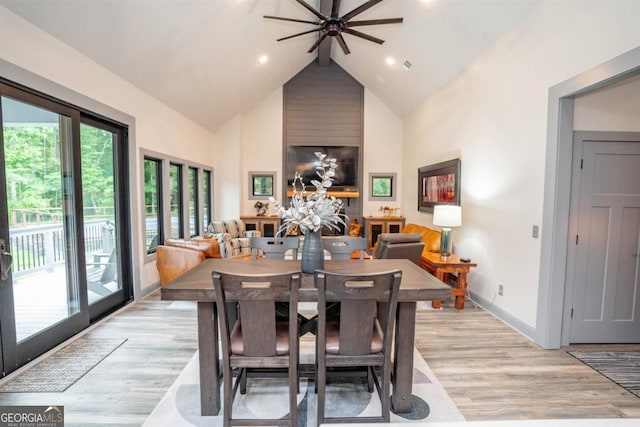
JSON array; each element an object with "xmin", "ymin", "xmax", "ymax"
[
  {"xmin": 367, "ymin": 366, "xmax": 374, "ymax": 393},
  {"xmin": 382, "ymin": 365, "xmax": 391, "ymax": 422},
  {"xmin": 289, "ymin": 366, "xmax": 297, "ymax": 427},
  {"xmin": 317, "ymin": 361, "xmax": 326, "ymax": 425},
  {"xmin": 223, "ymin": 367, "xmax": 233, "ymax": 427},
  {"xmin": 239, "ymin": 368, "xmax": 248, "ymax": 394}
]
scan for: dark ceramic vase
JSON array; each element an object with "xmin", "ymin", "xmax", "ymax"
[{"xmin": 301, "ymin": 229, "xmax": 324, "ymax": 273}]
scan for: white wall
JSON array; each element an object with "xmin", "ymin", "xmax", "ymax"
[
  {"xmin": 0, "ymin": 6, "xmax": 218, "ymax": 295},
  {"xmin": 363, "ymin": 88, "xmax": 403, "ymax": 217},
  {"xmin": 216, "ymin": 85, "xmax": 403, "ymax": 220},
  {"xmin": 402, "ymin": 0, "xmax": 640, "ymax": 329},
  {"xmin": 241, "ymin": 88, "xmax": 284, "ymax": 214},
  {"xmin": 574, "ymin": 73, "xmax": 640, "ymax": 131},
  {"xmin": 214, "ymin": 115, "xmax": 242, "ymax": 220}
]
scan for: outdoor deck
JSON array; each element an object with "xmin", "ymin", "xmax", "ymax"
[{"xmin": 12, "ymin": 264, "xmax": 116, "ymax": 341}]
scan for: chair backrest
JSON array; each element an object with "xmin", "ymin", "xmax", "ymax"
[
  {"xmin": 374, "ymin": 233, "xmax": 425, "ymax": 265},
  {"xmin": 99, "ymin": 249, "xmax": 118, "ymax": 284},
  {"xmin": 315, "ymin": 269, "xmax": 402, "ymax": 356},
  {"xmin": 321, "ymin": 236, "xmax": 367, "ymax": 260},
  {"xmin": 250, "ymin": 236, "xmax": 300, "ymax": 259},
  {"xmin": 212, "ymin": 271, "xmax": 301, "ymax": 357}
]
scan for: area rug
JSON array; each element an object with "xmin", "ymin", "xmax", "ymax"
[
  {"xmin": 0, "ymin": 338, "xmax": 126, "ymax": 393},
  {"xmin": 144, "ymin": 345, "xmax": 464, "ymax": 426},
  {"xmin": 568, "ymin": 351, "xmax": 640, "ymax": 398}
]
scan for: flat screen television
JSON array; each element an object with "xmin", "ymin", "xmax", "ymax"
[{"xmin": 286, "ymin": 146, "xmax": 359, "ymax": 190}]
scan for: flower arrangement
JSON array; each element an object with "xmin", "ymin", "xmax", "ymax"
[{"xmin": 270, "ymin": 152, "xmax": 347, "ymax": 235}]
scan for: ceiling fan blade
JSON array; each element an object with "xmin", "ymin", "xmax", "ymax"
[
  {"xmin": 341, "ymin": 0, "xmax": 383, "ymax": 22},
  {"xmin": 347, "ymin": 18, "xmax": 403, "ymax": 27},
  {"xmin": 331, "ymin": 0, "xmax": 341, "ymax": 18},
  {"xmin": 277, "ymin": 28, "xmax": 321, "ymax": 42},
  {"xmin": 295, "ymin": 0, "xmax": 327, "ymax": 20},
  {"xmin": 307, "ymin": 32, "xmax": 328, "ymax": 53},
  {"xmin": 342, "ymin": 28, "xmax": 384, "ymax": 44},
  {"xmin": 263, "ymin": 15, "xmax": 320, "ymax": 25},
  {"xmin": 336, "ymin": 34, "xmax": 351, "ymax": 55}
]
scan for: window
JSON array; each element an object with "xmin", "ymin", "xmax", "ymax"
[
  {"xmin": 169, "ymin": 163, "xmax": 183, "ymax": 238},
  {"xmin": 144, "ymin": 157, "xmax": 163, "ymax": 253},
  {"xmin": 203, "ymin": 170, "xmax": 212, "ymax": 228},
  {"xmin": 368, "ymin": 173, "xmax": 397, "ymax": 202},
  {"xmin": 141, "ymin": 151, "xmax": 212, "ymax": 249},
  {"xmin": 188, "ymin": 167, "xmax": 198, "ymax": 238}
]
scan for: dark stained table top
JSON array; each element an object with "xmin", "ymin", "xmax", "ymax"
[{"xmin": 160, "ymin": 258, "xmax": 452, "ymax": 303}]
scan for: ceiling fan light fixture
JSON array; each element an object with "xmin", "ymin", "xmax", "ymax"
[{"xmin": 264, "ymin": 0, "xmax": 403, "ymax": 55}]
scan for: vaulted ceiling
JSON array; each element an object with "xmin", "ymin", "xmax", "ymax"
[{"xmin": 1, "ymin": 0, "xmax": 542, "ymax": 133}]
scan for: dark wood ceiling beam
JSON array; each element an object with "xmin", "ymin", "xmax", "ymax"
[{"xmin": 318, "ymin": 0, "xmax": 333, "ymax": 66}]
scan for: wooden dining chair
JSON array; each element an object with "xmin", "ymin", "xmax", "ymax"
[
  {"xmin": 321, "ymin": 236, "xmax": 368, "ymax": 260},
  {"xmin": 212, "ymin": 270, "xmax": 301, "ymax": 427},
  {"xmin": 250, "ymin": 236, "xmax": 300, "ymax": 260},
  {"xmin": 314, "ymin": 268, "xmax": 402, "ymax": 424}
]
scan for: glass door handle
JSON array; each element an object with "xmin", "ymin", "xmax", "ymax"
[{"xmin": 0, "ymin": 239, "xmax": 12, "ymax": 280}]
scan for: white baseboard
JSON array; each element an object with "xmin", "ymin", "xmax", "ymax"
[{"xmin": 468, "ymin": 291, "xmax": 536, "ymax": 343}]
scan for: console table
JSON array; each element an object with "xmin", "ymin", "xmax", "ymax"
[
  {"xmin": 240, "ymin": 215, "xmax": 280, "ymax": 237},
  {"xmin": 420, "ymin": 252, "xmax": 477, "ymax": 309},
  {"xmin": 364, "ymin": 216, "xmax": 405, "ymax": 250}
]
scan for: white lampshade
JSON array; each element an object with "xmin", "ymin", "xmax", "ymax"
[{"xmin": 433, "ymin": 205, "xmax": 462, "ymax": 228}]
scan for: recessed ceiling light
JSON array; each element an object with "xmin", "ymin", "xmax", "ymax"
[
  {"xmin": 421, "ymin": 0, "xmax": 434, "ymax": 4},
  {"xmin": 258, "ymin": 55, "xmax": 268, "ymax": 64},
  {"xmin": 385, "ymin": 57, "xmax": 396, "ymax": 66}
]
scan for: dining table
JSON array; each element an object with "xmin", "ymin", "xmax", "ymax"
[{"xmin": 160, "ymin": 258, "xmax": 452, "ymax": 416}]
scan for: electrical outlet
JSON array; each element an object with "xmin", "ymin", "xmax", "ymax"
[
  {"xmin": 498, "ymin": 284, "xmax": 504, "ymax": 296},
  {"xmin": 532, "ymin": 225, "xmax": 539, "ymax": 239}
]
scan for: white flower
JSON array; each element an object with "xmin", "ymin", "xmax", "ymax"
[{"xmin": 270, "ymin": 152, "xmax": 347, "ymax": 234}]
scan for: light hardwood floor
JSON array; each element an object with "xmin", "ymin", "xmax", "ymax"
[
  {"xmin": 417, "ymin": 302, "xmax": 640, "ymax": 420},
  {"xmin": 0, "ymin": 291, "xmax": 638, "ymax": 426}
]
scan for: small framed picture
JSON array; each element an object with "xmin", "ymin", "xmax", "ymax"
[
  {"xmin": 249, "ymin": 171, "xmax": 276, "ymax": 200},
  {"xmin": 368, "ymin": 173, "xmax": 397, "ymax": 201},
  {"xmin": 418, "ymin": 159, "xmax": 461, "ymax": 213}
]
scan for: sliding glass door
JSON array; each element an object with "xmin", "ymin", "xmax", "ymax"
[
  {"xmin": 80, "ymin": 117, "xmax": 130, "ymax": 319},
  {"xmin": 0, "ymin": 82, "xmax": 131, "ymax": 376}
]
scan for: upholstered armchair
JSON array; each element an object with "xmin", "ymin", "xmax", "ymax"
[
  {"xmin": 373, "ymin": 233, "xmax": 425, "ymax": 265},
  {"xmin": 206, "ymin": 219, "xmax": 261, "ymax": 258}
]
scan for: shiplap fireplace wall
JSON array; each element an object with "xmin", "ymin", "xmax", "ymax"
[{"xmin": 282, "ymin": 59, "xmax": 364, "ymax": 227}]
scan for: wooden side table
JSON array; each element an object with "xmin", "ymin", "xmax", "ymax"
[{"xmin": 419, "ymin": 252, "xmax": 477, "ymax": 309}]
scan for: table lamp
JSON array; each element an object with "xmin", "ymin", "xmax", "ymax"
[{"xmin": 433, "ymin": 205, "xmax": 462, "ymax": 259}]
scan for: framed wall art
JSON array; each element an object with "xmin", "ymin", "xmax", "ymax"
[
  {"xmin": 368, "ymin": 172, "xmax": 397, "ymax": 201},
  {"xmin": 418, "ymin": 158, "xmax": 461, "ymax": 213},
  {"xmin": 248, "ymin": 171, "xmax": 276, "ymax": 200}
]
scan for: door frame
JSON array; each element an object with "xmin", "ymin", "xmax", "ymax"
[
  {"xmin": 0, "ymin": 83, "xmax": 89, "ymax": 373},
  {"xmin": 537, "ymin": 46, "xmax": 640, "ymax": 349}
]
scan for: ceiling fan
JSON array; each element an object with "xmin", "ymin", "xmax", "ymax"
[{"xmin": 264, "ymin": 0, "xmax": 403, "ymax": 55}]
